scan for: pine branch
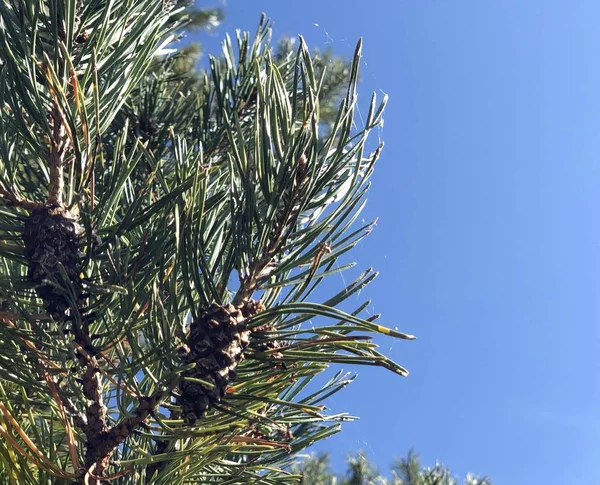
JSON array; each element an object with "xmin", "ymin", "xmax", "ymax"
[
  {"xmin": 233, "ymin": 153, "xmax": 310, "ymax": 305},
  {"xmin": 47, "ymin": 102, "xmax": 68, "ymax": 206},
  {"xmin": 0, "ymin": 180, "xmax": 43, "ymax": 210},
  {"xmin": 0, "ymin": 6, "xmax": 409, "ymax": 483}
]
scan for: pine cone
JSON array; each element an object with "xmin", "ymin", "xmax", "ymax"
[
  {"xmin": 179, "ymin": 300, "xmax": 263, "ymax": 424},
  {"xmin": 22, "ymin": 206, "xmax": 83, "ymax": 319}
]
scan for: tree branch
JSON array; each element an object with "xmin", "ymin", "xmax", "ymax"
[
  {"xmin": 233, "ymin": 153, "xmax": 309, "ymax": 305},
  {"xmin": 0, "ymin": 180, "xmax": 44, "ymax": 210},
  {"xmin": 70, "ymin": 316, "xmax": 110, "ymax": 484},
  {"xmin": 81, "ymin": 374, "xmax": 179, "ymax": 484},
  {"xmin": 47, "ymin": 104, "xmax": 66, "ymax": 206}
]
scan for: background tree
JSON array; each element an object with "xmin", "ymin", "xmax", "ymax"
[
  {"xmin": 293, "ymin": 451, "xmax": 493, "ymax": 485},
  {"xmin": 0, "ymin": 1, "xmax": 410, "ymax": 484}
]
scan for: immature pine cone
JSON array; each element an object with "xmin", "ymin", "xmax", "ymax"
[
  {"xmin": 22, "ymin": 206, "xmax": 82, "ymax": 319},
  {"xmin": 179, "ymin": 300, "xmax": 263, "ymax": 424}
]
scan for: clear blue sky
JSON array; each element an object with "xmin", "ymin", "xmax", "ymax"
[{"xmin": 193, "ymin": 1, "xmax": 600, "ymax": 483}]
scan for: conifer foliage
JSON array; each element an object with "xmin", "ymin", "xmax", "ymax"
[
  {"xmin": 0, "ymin": 0, "xmax": 414, "ymax": 483},
  {"xmin": 294, "ymin": 451, "xmax": 493, "ymax": 485}
]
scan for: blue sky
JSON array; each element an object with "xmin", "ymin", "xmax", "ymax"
[{"xmin": 193, "ymin": 1, "xmax": 600, "ymax": 483}]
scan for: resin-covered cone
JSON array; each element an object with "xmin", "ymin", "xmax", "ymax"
[
  {"xmin": 22, "ymin": 206, "xmax": 82, "ymax": 319},
  {"xmin": 179, "ymin": 300, "xmax": 263, "ymax": 424}
]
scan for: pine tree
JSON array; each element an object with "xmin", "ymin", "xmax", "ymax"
[
  {"xmin": 293, "ymin": 451, "xmax": 493, "ymax": 485},
  {"xmin": 0, "ymin": 1, "xmax": 413, "ymax": 483}
]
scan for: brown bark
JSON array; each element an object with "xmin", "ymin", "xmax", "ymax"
[{"xmin": 47, "ymin": 105, "xmax": 66, "ymax": 206}]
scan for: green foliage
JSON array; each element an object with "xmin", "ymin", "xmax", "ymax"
[
  {"xmin": 170, "ymin": 0, "xmax": 223, "ymax": 32},
  {"xmin": 293, "ymin": 451, "xmax": 493, "ymax": 485},
  {"xmin": 0, "ymin": 1, "xmax": 409, "ymax": 484}
]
